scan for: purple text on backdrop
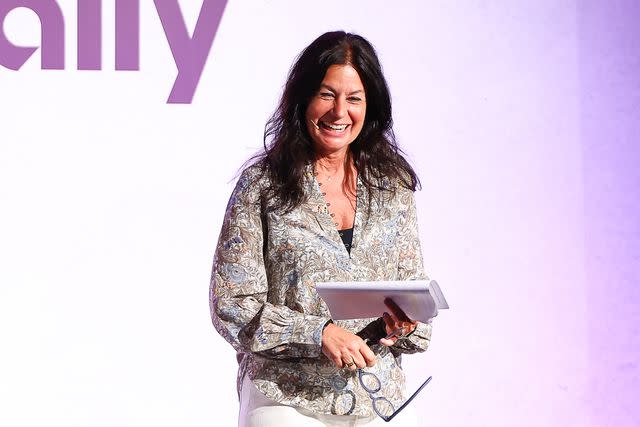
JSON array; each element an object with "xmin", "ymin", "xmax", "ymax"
[{"xmin": 0, "ymin": 0, "xmax": 227, "ymax": 103}]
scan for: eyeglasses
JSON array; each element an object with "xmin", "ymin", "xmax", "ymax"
[
  {"xmin": 328, "ymin": 369, "xmax": 432, "ymax": 421},
  {"xmin": 330, "ymin": 327, "xmax": 433, "ymax": 420},
  {"xmin": 357, "ymin": 368, "xmax": 432, "ymax": 422}
]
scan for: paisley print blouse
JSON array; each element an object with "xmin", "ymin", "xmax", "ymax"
[{"xmin": 209, "ymin": 164, "xmax": 432, "ymax": 417}]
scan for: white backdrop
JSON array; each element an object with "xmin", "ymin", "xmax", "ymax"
[{"xmin": 1, "ymin": 1, "xmax": 637, "ymax": 426}]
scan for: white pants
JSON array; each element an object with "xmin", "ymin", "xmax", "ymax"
[{"xmin": 238, "ymin": 375, "xmax": 418, "ymax": 427}]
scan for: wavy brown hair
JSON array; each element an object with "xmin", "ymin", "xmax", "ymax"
[{"xmin": 250, "ymin": 31, "xmax": 420, "ymax": 212}]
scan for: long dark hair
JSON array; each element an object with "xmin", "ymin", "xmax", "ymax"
[{"xmin": 251, "ymin": 31, "xmax": 420, "ymax": 212}]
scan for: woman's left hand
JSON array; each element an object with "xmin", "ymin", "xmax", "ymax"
[{"xmin": 379, "ymin": 298, "xmax": 418, "ymax": 347}]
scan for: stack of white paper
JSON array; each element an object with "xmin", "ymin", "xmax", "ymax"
[{"xmin": 315, "ymin": 280, "xmax": 449, "ymax": 323}]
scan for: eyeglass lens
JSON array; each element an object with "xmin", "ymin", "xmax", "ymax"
[{"xmin": 358, "ymin": 368, "xmax": 433, "ymax": 422}]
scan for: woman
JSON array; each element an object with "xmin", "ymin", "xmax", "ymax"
[{"xmin": 210, "ymin": 31, "xmax": 432, "ymax": 426}]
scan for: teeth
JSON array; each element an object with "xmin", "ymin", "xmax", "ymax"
[{"xmin": 322, "ymin": 122, "xmax": 348, "ymax": 131}]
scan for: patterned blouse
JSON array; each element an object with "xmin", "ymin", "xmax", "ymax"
[{"xmin": 209, "ymin": 164, "xmax": 432, "ymax": 417}]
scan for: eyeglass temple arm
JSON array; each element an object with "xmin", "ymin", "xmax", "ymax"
[{"xmin": 381, "ymin": 376, "xmax": 433, "ymax": 423}]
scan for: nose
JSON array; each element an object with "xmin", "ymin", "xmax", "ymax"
[{"xmin": 331, "ymin": 97, "xmax": 347, "ymax": 119}]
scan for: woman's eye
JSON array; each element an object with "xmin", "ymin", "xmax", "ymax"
[
  {"xmin": 319, "ymin": 92, "xmax": 334, "ymax": 99},
  {"xmin": 348, "ymin": 96, "xmax": 363, "ymax": 103}
]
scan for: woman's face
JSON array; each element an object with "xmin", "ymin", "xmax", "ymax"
[{"xmin": 305, "ymin": 64, "xmax": 367, "ymax": 156}]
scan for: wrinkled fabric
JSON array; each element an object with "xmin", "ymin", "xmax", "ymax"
[{"xmin": 210, "ymin": 164, "xmax": 432, "ymax": 417}]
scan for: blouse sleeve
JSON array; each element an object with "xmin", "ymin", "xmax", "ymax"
[
  {"xmin": 392, "ymin": 189, "xmax": 433, "ymax": 354},
  {"xmin": 209, "ymin": 168, "xmax": 330, "ymax": 359}
]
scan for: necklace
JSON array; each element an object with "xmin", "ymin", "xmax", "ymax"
[{"xmin": 313, "ymin": 167, "xmax": 339, "ymax": 186}]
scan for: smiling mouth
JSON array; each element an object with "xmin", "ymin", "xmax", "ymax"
[{"xmin": 319, "ymin": 121, "xmax": 349, "ymax": 132}]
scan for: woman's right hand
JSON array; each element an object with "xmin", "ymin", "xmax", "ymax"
[{"xmin": 321, "ymin": 323, "xmax": 377, "ymax": 370}]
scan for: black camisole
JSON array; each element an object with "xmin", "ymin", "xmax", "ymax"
[{"xmin": 338, "ymin": 228, "xmax": 354, "ymax": 254}]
